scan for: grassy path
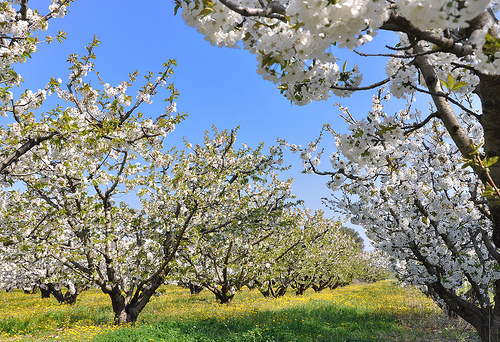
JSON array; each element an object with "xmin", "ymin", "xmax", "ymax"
[{"xmin": 0, "ymin": 280, "xmax": 478, "ymax": 341}]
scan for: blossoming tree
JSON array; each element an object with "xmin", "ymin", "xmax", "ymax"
[
  {"xmin": 176, "ymin": 0, "xmax": 500, "ymax": 340},
  {"xmin": 0, "ymin": 30, "xmax": 189, "ymax": 322},
  {"xmin": 0, "ymin": 0, "xmax": 70, "ymax": 176}
]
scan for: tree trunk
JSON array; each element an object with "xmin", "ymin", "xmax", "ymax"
[
  {"xmin": 259, "ymin": 280, "xmax": 288, "ymax": 298},
  {"xmin": 329, "ymin": 282, "xmax": 341, "ymax": 290},
  {"xmin": 477, "ymin": 73, "xmax": 500, "ymax": 247},
  {"xmin": 411, "ymin": 43, "xmax": 500, "ymax": 341},
  {"xmin": 108, "ymin": 285, "xmax": 140, "ymax": 325},
  {"xmin": 188, "ymin": 282, "xmax": 203, "ymax": 295},
  {"xmin": 313, "ymin": 277, "xmax": 334, "ymax": 292},
  {"xmin": 472, "ymin": 72, "xmax": 500, "ymax": 342},
  {"xmin": 105, "ymin": 274, "xmax": 166, "ymax": 325},
  {"xmin": 276, "ymin": 285, "xmax": 287, "ymax": 297},
  {"xmin": 45, "ymin": 283, "xmax": 88, "ymax": 305},
  {"xmin": 39, "ymin": 284, "xmax": 51, "ymax": 299},
  {"xmin": 259, "ymin": 288, "xmax": 270, "ymax": 297},
  {"xmin": 467, "ymin": 312, "xmax": 500, "ymax": 342},
  {"xmin": 295, "ymin": 283, "xmax": 308, "ymax": 295},
  {"xmin": 214, "ymin": 290, "xmax": 234, "ymax": 304}
]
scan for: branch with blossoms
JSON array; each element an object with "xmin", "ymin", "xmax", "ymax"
[
  {"xmin": 407, "ymin": 83, "xmax": 481, "ymax": 119},
  {"xmin": 380, "ymin": 13, "xmax": 478, "ymax": 57},
  {"xmin": 0, "ymin": 133, "xmax": 57, "ymax": 175},
  {"xmin": 402, "ymin": 111, "xmax": 439, "ymax": 135},
  {"xmin": 218, "ymin": 0, "xmax": 286, "ymax": 21}
]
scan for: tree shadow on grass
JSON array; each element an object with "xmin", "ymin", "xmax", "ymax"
[{"xmin": 92, "ymin": 303, "xmax": 403, "ymax": 342}]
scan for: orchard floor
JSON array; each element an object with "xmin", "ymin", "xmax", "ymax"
[{"xmin": 0, "ymin": 280, "xmax": 479, "ymax": 342}]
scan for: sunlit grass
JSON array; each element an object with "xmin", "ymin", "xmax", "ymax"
[{"xmin": 0, "ymin": 280, "xmax": 479, "ymax": 341}]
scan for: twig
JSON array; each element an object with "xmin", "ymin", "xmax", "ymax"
[
  {"xmin": 403, "ymin": 111, "xmax": 439, "ymax": 135},
  {"xmin": 407, "ymin": 83, "xmax": 481, "ymax": 119},
  {"xmin": 330, "ymin": 77, "xmax": 391, "ymax": 91}
]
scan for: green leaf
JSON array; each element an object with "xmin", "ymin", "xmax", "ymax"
[
  {"xmin": 451, "ymin": 81, "xmax": 468, "ymax": 91},
  {"xmin": 461, "ymin": 160, "xmax": 474, "ymax": 169},
  {"xmin": 353, "ymin": 129, "xmax": 363, "ymax": 138},
  {"xmin": 440, "ymin": 79, "xmax": 449, "ymax": 91},
  {"xmin": 484, "ymin": 156, "xmax": 499, "ymax": 168},
  {"xmin": 482, "ymin": 185, "xmax": 497, "ymax": 198},
  {"xmin": 447, "ymin": 73, "xmax": 454, "ymax": 89},
  {"xmin": 198, "ymin": 7, "xmax": 214, "ymax": 17},
  {"xmin": 377, "ymin": 124, "xmax": 396, "ymax": 136}
]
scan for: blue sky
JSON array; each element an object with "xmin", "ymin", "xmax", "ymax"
[{"xmin": 16, "ymin": 0, "xmax": 405, "ymax": 247}]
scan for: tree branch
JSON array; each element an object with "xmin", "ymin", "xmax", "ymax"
[
  {"xmin": 354, "ymin": 48, "xmax": 444, "ymax": 59},
  {"xmin": 413, "ymin": 42, "xmax": 475, "ymax": 158},
  {"xmin": 403, "ymin": 111, "xmax": 439, "ymax": 135},
  {"xmin": 382, "ymin": 14, "xmax": 474, "ymax": 57},
  {"xmin": 330, "ymin": 77, "xmax": 391, "ymax": 91},
  {"xmin": 217, "ymin": 0, "xmax": 286, "ymax": 22},
  {"xmin": 407, "ymin": 83, "xmax": 481, "ymax": 120},
  {"xmin": 0, "ymin": 132, "xmax": 57, "ymax": 174}
]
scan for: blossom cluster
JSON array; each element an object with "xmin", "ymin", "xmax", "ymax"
[{"xmin": 178, "ymin": 0, "xmax": 499, "ymax": 102}]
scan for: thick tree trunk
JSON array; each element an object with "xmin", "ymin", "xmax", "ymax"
[
  {"xmin": 477, "ymin": 73, "xmax": 500, "ymax": 247},
  {"xmin": 276, "ymin": 285, "xmax": 287, "ymax": 297},
  {"xmin": 207, "ymin": 284, "xmax": 234, "ymax": 304},
  {"xmin": 108, "ymin": 286, "xmax": 141, "ymax": 325},
  {"xmin": 467, "ymin": 312, "xmax": 500, "ymax": 342},
  {"xmin": 294, "ymin": 283, "xmax": 308, "ymax": 296},
  {"xmin": 470, "ymin": 74, "xmax": 500, "ymax": 342},
  {"xmin": 476, "ymin": 73, "xmax": 500, "ymax": 342},
  {"xmin": 313, "ymin": 277, "xmax": 334, "ymax": 292},
  {"xmin": 105, "ymin": 274, "xmax": 166, "ymax": 325},
  {"xmin": 329, "ymin": 282, "xmax": 341, "ymax": 290},
  {"xmin": 214, "ymin": 290, "xmax": 234, "ymax": 304},
  {"xmin": 259, "ymin": 288, "xmax": 271, "ymax": 297},
  {"xmin": 39, "ymin": 284, "xmax": 51, "ymax": 299}
]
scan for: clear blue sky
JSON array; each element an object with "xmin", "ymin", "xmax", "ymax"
[{"xmin": 17, "ymin": 0, "xmax": 404, "ymax": 247}]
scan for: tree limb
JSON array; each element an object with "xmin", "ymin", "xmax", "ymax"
[
  {"xmin": 0, "ymin": 132, "xmax": 57, "ymax": 174},
  {"xmin": 330, "ymin": 77, "xmax": 391, "ymax": 91},
  {"xmin": 382, "ymin": 14, "xmax": 474, "ymax": 57},
  {"xmin": 407, "ymin": 83, "xmax": 481, "ymax": 120},
  {"xmin": 218, "ymin": 0, "xmax": 286, "ymax": 22}
]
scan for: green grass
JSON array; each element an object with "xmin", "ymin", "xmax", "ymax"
[{"xmin": 0, "ymin": 280, "xmax": 479, "ymax": 342}]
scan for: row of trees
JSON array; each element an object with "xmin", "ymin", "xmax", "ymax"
[
  {"xmin": 174, "ymin": 209, "xmax": 386, "ymax": 304},
  {"xmin": 2, "ymin": 205, "xmax": 383, "ymax": 307},
  {"xmin": 0, "ymin": 109, "xmax": 375, "ymax": 319}
]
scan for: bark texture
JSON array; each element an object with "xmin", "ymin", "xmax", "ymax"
[{"xmin": 106, "ymin": 273, "xmax": 166, "ymax": 325}]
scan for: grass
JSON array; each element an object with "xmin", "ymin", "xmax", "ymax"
[{"xmin": 0, "ymin": 280, "xmax": 479, "ymax": 342}]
